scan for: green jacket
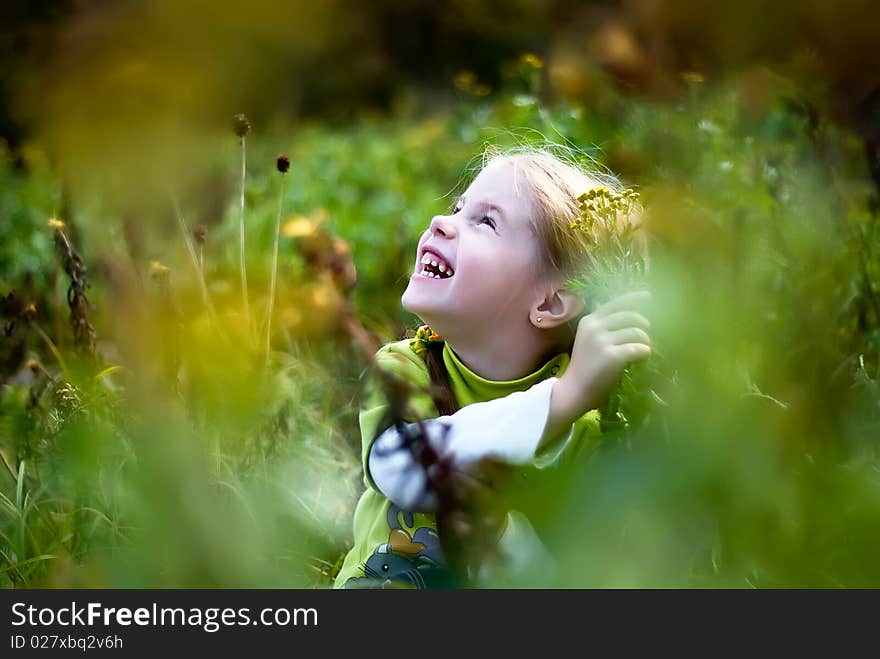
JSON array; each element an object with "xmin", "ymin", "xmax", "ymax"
[{"xmin": 333, "ymin": 338, "xmax": 601, "ymax": 588}]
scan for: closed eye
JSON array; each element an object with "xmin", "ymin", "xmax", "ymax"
[{"xmin": 448, "ymin": 198, "xmax": 496, "ymax": 231}]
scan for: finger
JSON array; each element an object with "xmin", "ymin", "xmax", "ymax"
[
  {"xmin": 607, "ymin": 327, "xmax": 650, "ymax": 346},
  {"xmin": 599, "ymin": 311, "xmax": 651, "ymax": 332},
  {"xmin": 593, "ymin": 290, "xmax": 651, "ymax": 318},
  {"xmin": 611, "ymin": 342, "xmax": 652, "ymax": 363}
]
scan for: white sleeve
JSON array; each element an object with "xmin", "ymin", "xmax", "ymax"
[{"xmin": 368, "ymin": 377, "xmax": 558, "ymax": 512}]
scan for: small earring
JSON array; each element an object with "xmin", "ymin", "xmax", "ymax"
[{"xmin": 536, "ymin": 316, "xmax": 543, "ymax": 323}]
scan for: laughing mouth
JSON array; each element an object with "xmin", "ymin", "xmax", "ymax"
[{"xmin": 419, "ymin": 251, "xmax": 455, "ymax": 279}]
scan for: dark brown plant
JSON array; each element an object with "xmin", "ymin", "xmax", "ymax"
[
  {"xmin": 50, "ymin": 218, "xmax": 96, "ymax": 355},
  {"xmin": 193, "ymin": 224, "xmax": 207, "ymax": 246},
  {"xmin": 232, "ymin": 113, "xmax": 251, "ymax": 138}
]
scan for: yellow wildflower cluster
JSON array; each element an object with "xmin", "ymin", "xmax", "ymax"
[
  {"xmin": 570, "ymin": 186, "xmax": 640, "ymax": 245},
  {"xmin": 453, "ymin": 70, "xmax": 491, "ymax": 97}
]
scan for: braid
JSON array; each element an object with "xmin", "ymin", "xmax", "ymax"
[{"xmin": 423, "ymin": 341, "xmax": 460, "ymax": 416}]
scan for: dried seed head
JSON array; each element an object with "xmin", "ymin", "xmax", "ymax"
[
  {"xmin": 193, "ymin": 224, "xmax": 208, "ymax": 245},
  {"xmin": 276, "ymin": 154, "xmax": 290, "ymax": 174},
  {"xmin": 1, "ymin": 290, "xmax": 22, "ymax": 317},
  {"xmin": 232, "ymin": 113, "xmax": 251, "ymax": 138},
  {"xmin": 22, "ymin": 302, "xmax": 37, "ymax": 320},
  {"xmin": 48, "ymin": 217, "xmax": 65, "ymax": 231}
]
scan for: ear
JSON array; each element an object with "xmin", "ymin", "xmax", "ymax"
[{"xmin": 529, "ymin": 287, "xmax": 585, "ymax": 329}]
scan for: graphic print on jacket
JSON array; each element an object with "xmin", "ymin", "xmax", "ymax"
[{"xmin": 344, "ymin": 505, "xmax": 457, "ymax": 588}]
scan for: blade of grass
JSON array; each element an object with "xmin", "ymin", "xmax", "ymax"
[
  {"xmin": 94, "ymin": 365, "xmax": 123, "ymax": 380},
  {"xmin": 171, "ymin": 195, "xmax": 222, "ymax": 332},
  {"xmin": 0, "ymin": 448, "xmax": 16, "ymax": 483},
  {"xmin": 31, "ymin": 323, "xmax": 68, "ymax": 378},
  {"xmin": 0, "ymin": 553, "xmax": 57, "ymax": 575},
  {"xmin": 0, "ymin": 527, "xmax": 15, "ymax": 549},
  {"xmin": 0, "ymin": 490, "xmax": 18, "ymax": 516},
  {"xmin": 15, "ymin": 460, "xmax": 25, "ymax": 511}
]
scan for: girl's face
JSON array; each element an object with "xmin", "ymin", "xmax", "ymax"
[{"xmin": 401, "ymin": 159, "xmax": 545, "ymax": 333}]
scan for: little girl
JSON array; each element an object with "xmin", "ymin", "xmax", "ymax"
[{"xmin": 334, "ymin": 148, "xmax": 651, "ymax": 588}]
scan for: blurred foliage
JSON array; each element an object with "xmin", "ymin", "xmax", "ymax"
[{"xmin": 1, "ymin": 1, "xmax": 879, "ymax": 587}]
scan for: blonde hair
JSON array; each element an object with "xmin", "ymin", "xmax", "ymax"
[{"xmin": 478, "ymin": 146, "xmax": 646, "ymax": 285}]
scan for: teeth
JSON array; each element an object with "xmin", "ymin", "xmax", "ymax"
[
  {"xmin": 418, "ymin": 267, "xmax": 454, "ymax": 279},
  {"xmin": 419, "ymin": 251, "xmax": 454, "ymax": 278}
]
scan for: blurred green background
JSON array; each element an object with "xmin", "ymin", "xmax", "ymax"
[{"xmin": 1, "ymin": 0, "xmax": 878, "ymax": 587}]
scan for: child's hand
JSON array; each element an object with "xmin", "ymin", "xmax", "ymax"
[{"xmin": 545, "ymin": 290, "xmax": 652, "ymax": 441}]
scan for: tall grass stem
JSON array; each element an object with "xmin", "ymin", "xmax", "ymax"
[
  {"xmin": 52, "ymin": 263, "xmax": 62, "ymax": 349},
  {"xmin": 31, "ymin": 322, "xmax": 68, "ymax": 378},
  {"xmin": 171, "ymin": 196, "xmax": 219, "ymax": 328},
  {"xmin": 238, "ymin": 137, "xmax": 251, "ymax": 340},
  {"xmin": 265, "ymin": 173, "xmax": 286, "ymax": 366}
]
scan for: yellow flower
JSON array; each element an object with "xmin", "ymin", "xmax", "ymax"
[
  {"xmin": 521, "ymin": 53, "xmax": 544, "ymax": 69},
  {"xmin": 149, "ymin": 260, "xmax": 170, "ymax": 278},
  {"xmin": 282, "ymin": 216, "xmax": 318, "ymax": 238},
  {"xmin": 454, "ymin": 70, "xmax": 477, "ymax": 91},
  {"xmin": 48, "ymin": 217, "xmax": 65, "ymax": 230},
  {"xmin": 681, "ymin": 70, "xmax": 705, "ymax": 84},
  {"xmin": 282, "ymin": 208, "xmax": 327, "ymax": 238},
  {"xmin": 453, "ymin": 71, "xmax": 491, "ymax": 96}
]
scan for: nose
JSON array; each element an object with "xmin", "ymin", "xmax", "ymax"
[{"xmin": 429, "ymin": 214, "xmax": 457, "ymax": 239}]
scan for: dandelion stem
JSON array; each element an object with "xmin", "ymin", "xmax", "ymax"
[
  {"xmin": 238, "ymin": 136, "xmax": 251, "ymax": 340},
  {"xmin": 171, "ymin": 196, "xmax": 219, "ymax": 327},
  {"xmin": 266, "ymin": 171, "xmax": 286, "ymax": 366}
]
